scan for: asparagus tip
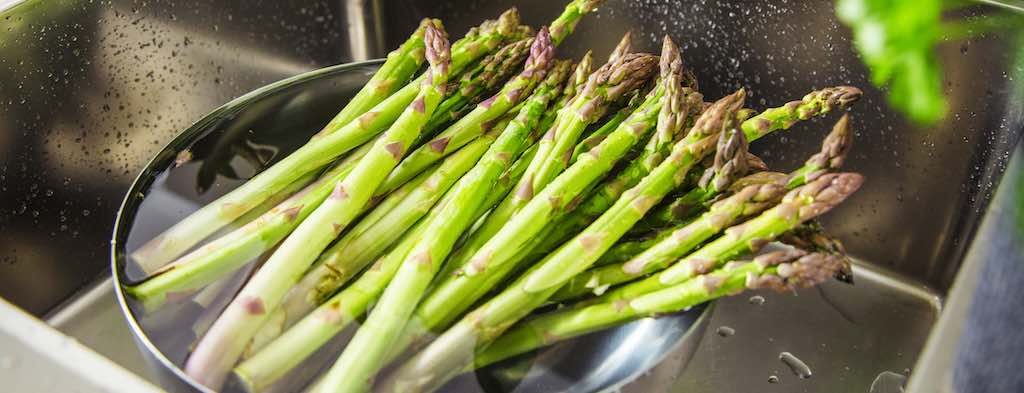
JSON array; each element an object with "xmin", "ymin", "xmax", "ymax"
[
  {"xmin": 609, "ymin": 30, "xmax": 633, "ymax": 63},
  {"xmin": 659, "ymin": 35, "xmax": 682, "ymax": 80},
  {"xmin": 526, "ymin": 26, "xmax": 555, "ymax": 71},
  {"xmin": 748, "ymin": 250, "xmax": 847, "ymax": 291},
  {"xmin": 424, "ymin": 24, "xmax": 452, "ymax": 81},
  {"xmin": 786, "ymin": 172, "xmax": 864, "ymax": 220},
  {"xmin": 807, "ymin": 85, "xmax": 863, "ymax": 109}
]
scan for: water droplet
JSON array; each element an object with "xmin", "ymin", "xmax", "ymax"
[
  {"xmin": 749, "ymin": 295, "xmax": 765, "ymax": 305},
  {"xmin": 869, "ymin": 371, "xmax": 907, "ymax": 393},
  {"xmin": 767, "ymin": 375, "xmax": 779, "ymax": 384},
  {"xmin": 780, "ymin": 352, "xmax": 812, "ymax": 379},
  {"xmin": 716, "ymin": 326, "xmax": 735, "ymax": 337}
]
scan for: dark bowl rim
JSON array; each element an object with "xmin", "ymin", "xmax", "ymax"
[{"xmin": 109, "ymin": 58, "xmax": 386, "ymax": 393}]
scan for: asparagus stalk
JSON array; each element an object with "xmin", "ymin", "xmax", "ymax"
[
  {"xmin": 251, "ymin": 130, "xmax": 498, "ymax": 350},
  {"xmin": 569, "ymin": 91, "xmax": 644, "ymax": 164},
  {"xmin": 436, "ymin": 143, "xmax": 540, "ymax": 280},
  {"xmin": 378, "ymin": 0, "xmax": 605, "ymax": 194},
  {"xmin": 536, "ymin": 51, "xmax": 593, "ymax": 137},
  {"xmin": 236, "ymin": 134, "xmax": 551, "ymax": 392},
  {"xmin": 422, "ymin": 38, "xmax": 532, "ymax": 139},
  {"xmin": 416, "ymin": 83, "xmax": 667, "ymax": 333},
  {"xmin": 741, "ymin": 86, "xmax": 863, "ymax": 141},
  {"xmin": 524, "ymin": 38, "xmax": 702, "ymax": 268},
  {"xmin": 267, "ymin": 60, "xmax": 568, "ymax": 344},
  {"xmin": 311, "ymin": 31, "xmax": 557, "ymax": 393},
  {"xmin": 597, "ymin": 172, "xmax": 864, "ymax": 306},
  {"xmin": 233, "ymin": 212, "xmax": 433, "ymax": 393},
  {"xmin": 312, "ymin": 19, "xmax": 437, "ymax": 138},
  {"xmin": 557, "ymin": 116, "xmax": 855, "ymax": 301},
  {"xmin": 536, "ymin": 87, "xmax": 860, "ymax": 257},
  {"xmin": 129, "ymin": 13, "xmax": 522, "ymax": 274},
  {"xmin": 182, "ymin": 28, "xmax": 453, "ymax": 390},
  {"xmin": 552, "ymin": 180, "xmax": 786, "ymax": 301},
  {"xmin": 476, "ymin": 248, "xmax": 848, "ymax": 367},
  {"xmin": 786, "ymin": 114, "xmax": 854, "ymax": 188},
  {"xmin": 125, "ymin": 143, "xmax": 372, "ymax": 310},
  {"xmin": 441, "ymin": 53, "xmax": 659, "ymax": 288},
  {"xmin": 383, "ymin": 88, "xmax": 748, "ymax": 393},
  {"xmin": 529, "ymin": 51, "xmax": 658, "ymax": 192}
]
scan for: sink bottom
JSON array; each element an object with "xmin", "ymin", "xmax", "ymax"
[{"xmin": 47, "ymin": 260, "xmax": 940, "ymax": 393}]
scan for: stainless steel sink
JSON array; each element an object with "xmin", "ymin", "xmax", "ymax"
[{"xmin": 2, "ymin": 0, "xmax": 1022, "ymax": 392}]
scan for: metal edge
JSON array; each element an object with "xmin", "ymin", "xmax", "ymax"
[{"xmin": 109, "ymin": 59, "xmax": 385, "ymax": 393}]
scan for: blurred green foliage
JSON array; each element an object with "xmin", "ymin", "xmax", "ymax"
[{"xmin": 836, "ymin": 0, "xmax": 947, "ymax": 124}]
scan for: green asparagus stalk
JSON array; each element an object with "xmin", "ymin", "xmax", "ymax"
[
  {"xmin": 310, "ymin": 30, "xmax": 557, "ymax": 393},
  {"xmin": 529, "ymin": 52, "xmax": 658, "ymax": 192},
  {"xmin": 476, "ymin": 248, "xmax": 848, "ymax": 367},
  {"xmin": 597, "ymin": 172, "xmax": 864, "ymax": 306},
  {"xmin": 438, "ymin": 53, "xmax": 595, "ymax": 276},
  {"xmin": 525, "ymin": 38, "xmax": 702, "ymax": 265},
  {"xmin": 422, "ymin": 38, "xmax": 532, "ymax": 138},
  {"xmin": 786, "ymin": 114, "xmax": 854, "ymax": 188},
  {"xmin": 129, "ymin": 12, "xmax": 522, "ymax": 274},
  {"xmin": 377, "ymin": 0, "xmax": 605, "ymax": 195},
  {"xmin": 569, "ymin": 91, "xmax": 644, "ymax": 164},
  {"xmin": 125, "ymin": 143, "xmax": 372, "ymax": 310},
  {"xmin": 233, "ymin": 210, "xmax": 433, "ymax": 393},
  {"xmin": 557, "ymin": 116, "xmax": 856, "ymax": 301},
  {"xmin": 382, "ymin": 88, "xmax": 748, "ymax": 393},
  {"xmin": 552, "ymin": 180, "xmax": 786, "ymax": 301},
  {"xmin": 440, "ymin": 53, "xmax": 659, "ymax": 288},
  {"xmin": 251, "ymin": 130, "xmax": 498, "ymax": 349},
  {"xmin": 416, "ymin": 84, "xmax": 667, "ymax": 333},
  {"xmin": 436, "ymin": 143, "xmax": 540, "ymax": 281},
  {"xmin": 653, "ymin": 112, "xmax": 854, "ymax": 227},
  {"xmin": 535, "ymin": 86, "xmax": 861, "ymax": 255},
  {"xmin": 740, "ymin": 86, "xmax": 863, "ymax": 141},
  {"xmin": 182, "ymin": 27, "xmax": 453, "ymax": 390},
  {"xmin": 536, "ymin": 51, "xmax": 593, "ymax": 136},
  {"xmin": 312, "ymin": 19, "xmax": 437, "ymax": 138}
]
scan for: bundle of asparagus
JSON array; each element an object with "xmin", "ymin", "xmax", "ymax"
[{"xmin": 124, "ymin": 1, "xmax": 870, "ymax": 392}]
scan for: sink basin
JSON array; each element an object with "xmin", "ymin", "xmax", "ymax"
[{"xmin": 1, "ymin": 0, "xmax": 1021, "ymax": 392}]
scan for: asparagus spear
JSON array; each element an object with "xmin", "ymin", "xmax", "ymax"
[
  {"xmin": 383, "ymin": 89, "xmax": 747, "ymax": 393},
  {"xmin": 311, "ymin": 31, "xmax": 557, "ymax": 393},
  {"xmin": 312, "ymin": 19, "xmax": 438, "ymax": 138},
  {"xmin": 552, "ymin": 180, "xmax": 786, "ymax": 301},
  {"xmin": 522, "ymin": 38, "xmax": 702, "ymax": 271},
  {"xmin": 182, "ymin": 28, "xmax": 453, "ymax": 390},
  {"xmin": 569, "ymin": 91, "xmax": 644, "ymax": 164},
  {"xmin": 437, "ymin": 52, "xmax": 598, "ymax": 278},
  {"xmin": 536, "ymin": 51, "xmax": 593, "ymax": 137},
  {"xmin": 529, "ymin": 51, "xmax": 658, "ymax": 192},
  {"xmin": 129, "ymin": 13, "xmax": 522, "ymax": 274},
  {"xmin": 125, "ymin": 143, "xmax": 372, "ymax": 310},
  {"xmin": 233, "ymin": 208, "xmax": 435, "ymax": 392},
  {"xmin": 422, "ymin": 38, "xmax": 531, "ymax": 140},
  {"xmin": 441, "ymin": 53, "xmax": 659, "ymax": 289},
  {"xmin": 597, "ymin": 172, "xmax": 864, "ymax": 305},
  {"xmin": 248, "ymin": 130, "xmax": 499, "ymax": 350},
  {"xmin": 416, "ymin": 82, "xmax": 666, "ymax": 333},
  {"xmin": 556, "ymin": 116, "xmax": 855, "ymax": 301},
  {"xmin": 476, "ymin": 248, "xmax": 848, "ymax": 367},
  {"xmin": 536, "ymin": 86, "xmax": 860, "ymax": 257},
  {"xmin": 741, "ymin": 86, "xmax": 863, "ymax": 141},
  {"xmin": 378, "ymin": 0, "xmax": 606, "ymax": 194}
]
